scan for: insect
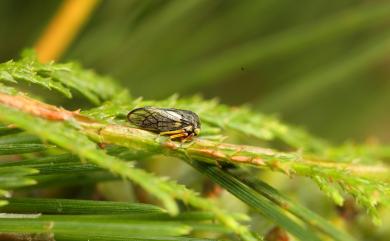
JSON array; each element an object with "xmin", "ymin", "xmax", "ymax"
[{"xmin": 127, "ymin": 106, "xmax": 201, "ymax": 141}]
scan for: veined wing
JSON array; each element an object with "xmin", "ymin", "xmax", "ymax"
[{"xmin": 127, "ymin": 107, "xmax": 186, "ymax": 132}]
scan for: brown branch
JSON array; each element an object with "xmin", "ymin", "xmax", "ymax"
[
  {"xmin": 0, "ymin": 92, "xmax": 388, "ymax": 179},
  {"xmin": 0, "ymin": 93, "xmax": 76, "ymax": 120}
]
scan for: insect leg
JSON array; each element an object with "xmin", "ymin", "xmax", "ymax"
[
  {"xmin": 160, "ymin": 129, "xmax": 185, "ymax": 136},
  {"xmin": 180, "ymin": 133, "xmax": 195, "ymax": 143},
  {"xmin": 169, "ymin": 132, "xmax": 188, "ymax": 140},
  {"xmin": 155, "ymin": 129, "xmax": 185, "ymax": 142}
]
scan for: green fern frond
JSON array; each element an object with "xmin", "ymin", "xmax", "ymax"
[
  {"xmin": 0, "ymin": 52, "xmax": 389, "ymax": 241},
  {"xmin": 0, "ymin": 50, "xmax": 120, "ymax": 104}
]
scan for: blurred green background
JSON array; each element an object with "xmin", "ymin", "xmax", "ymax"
[{"xmin": 1, "ymin": 0, "xmax": 389, "ymax": 143}]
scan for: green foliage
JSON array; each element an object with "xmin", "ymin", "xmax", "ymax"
[
  {"xmin": 0, "ymin": 52, "xmax": 388, "ymax": 241},
  {"xmin": 190, "ymin": 161, "xmax": 324, "ymax": 241},
  {"xmin": 1, "ymin": 197, "xmax": 165, "ymax": 214},
  {"xmin": 0, "ymin": 198, "xmax": 223, "ymax": 241},
  {"xmin": 85, "ymin": 93, "xmax": 390, "ymax": 223},
  {"xmin": 0, "ymin": 166, "xmax": 37, "ymax": 190},
  {"xmin": 0, "ymin": 198, "xmax": 221, "ymax": 241},
  {"xmin": 0, "ymin": 50, "xmax": 120, "ymax": 104},
  {"xmin": 0, "ymin": 104, "xmax": 257, "ymax": 240},
  {"xmin": 49, "ymin": 0, "xmax": 389, "ymax": 149}
]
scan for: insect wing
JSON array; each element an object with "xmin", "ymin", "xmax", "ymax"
[
  {"xmin": 171, "ymin": 109, "xmax": 200, "ymax": 128},
  {"xmin": 127, "ymin": 107, "xmax": 158, "ymax": 131},
  {"xmin": 128, "ymin": 107, "xmax": 185, "ymax": 132}
]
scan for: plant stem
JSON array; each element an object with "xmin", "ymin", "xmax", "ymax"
[
  {"xmin": 0, "ymin": 92, "xmax": 387, "ymax": 179},
  {"xmin": 34, "ymin": 0, "xmax": 100, "ymax": 62}
]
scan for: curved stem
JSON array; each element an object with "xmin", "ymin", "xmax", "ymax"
[{"xmin": 35, "ymin": 0, "xmax": 100, "ymax": 62}]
